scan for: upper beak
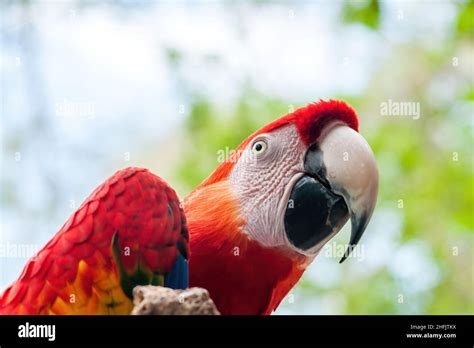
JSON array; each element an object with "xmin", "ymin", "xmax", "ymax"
[{"xmin": 284, "ymin": 123, "xmax": 378, "ymax": 262}]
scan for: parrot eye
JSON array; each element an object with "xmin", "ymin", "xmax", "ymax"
[{"xmin": 252, "ymin": 140, "xmax": 267, "ymax": 155}]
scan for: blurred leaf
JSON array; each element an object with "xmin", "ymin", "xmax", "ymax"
[
  {"xmin": 165, "ymin": 47, "xmax": 183, "ymax": 66},
  {"xmin": 456, "ymin": 0, "xmax": 474, "ymax": 36},
  {"xmin": 342, "ymin": 0, "xmax": 380, "ymax": 30}
]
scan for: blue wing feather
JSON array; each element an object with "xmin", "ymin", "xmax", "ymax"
[{"xmin": 164, "ymin": 253, "xmax": 189, "ymax": 289}]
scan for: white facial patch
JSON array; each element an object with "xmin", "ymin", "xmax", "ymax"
[
  {"xmin": 228, "ymin": 124, "xmax": 306, "ymax": 248},
  {"xmin": 228, "ymin": 121, "xmax": 378, "ymax": 260}
]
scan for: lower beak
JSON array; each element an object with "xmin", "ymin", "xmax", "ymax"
[
  {"xmin": 284, "ymin": 125, "xmax": 378, "ymax": 262},
  {"xmin": 284, "ymin": 175, "xmax": 349, "ymax": 252}
]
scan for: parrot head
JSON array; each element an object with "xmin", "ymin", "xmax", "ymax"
[{"xmin": 185, "ymin": 100, "xmax": 378, "ymax": 314}]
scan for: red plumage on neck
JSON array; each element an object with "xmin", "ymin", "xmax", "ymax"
[{"xmin": 184, "ymin": 181, "xmax": 306, "ymax": 315}]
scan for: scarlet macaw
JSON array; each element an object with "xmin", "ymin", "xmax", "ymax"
[{"xmin": 0, "ymin": 100, "xmax": 378, "ymax": 315}]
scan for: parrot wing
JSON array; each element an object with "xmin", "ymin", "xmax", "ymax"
[{"xmin": 0, "ymin": 167, "xmax": 189, "ymax": 314}]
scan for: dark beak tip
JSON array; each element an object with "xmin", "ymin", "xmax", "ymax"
[
  {"xmin": 338, "ymin": 245, "xmax": 353, "ymax": 263},
  {"xmin": 339, "ymin": 212, "xmax": 370, "ymax": 264}
]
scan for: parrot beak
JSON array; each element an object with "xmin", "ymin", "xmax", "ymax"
[{"xmin": 284, "ymin": 124, "xmax": 378, "ymax": 262}]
